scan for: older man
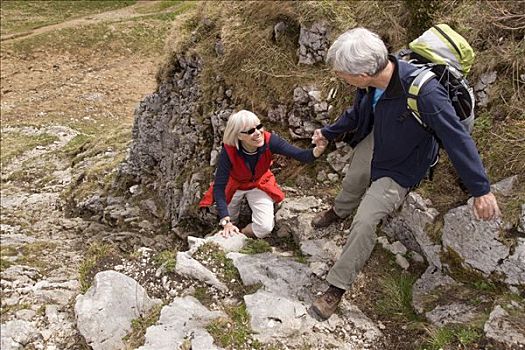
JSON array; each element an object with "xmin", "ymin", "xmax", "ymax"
[{"xmin": 311, "ymin": 28, "xmax": 500, "ymax": 320}]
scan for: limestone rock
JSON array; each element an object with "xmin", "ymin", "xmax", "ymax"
[
  {"xmin": 425, "ymin": 303, "xmax": 478, "ymax": 327},
  {"xmin": 442, "ymin": 203, "xmax": 508, "ymax": 276},
  {"xmin": 74, "ymin": 270, "xmax": 161, "ymax": 350},
  {"xmin": 227, "ymin": 252, "xmax": 311, "ymax": 300},
  {"xmin": 382, "ymin": 192, "xmax": 442, "ymax": 268},
  {"xmin": 0, "ymin": 320, "xmax": 39, "ymax": 350},
  {"xmin": 137, "ymin": 296, "xmax": 224, "ymax": 350},
  {"xmin": 412, "ymin": 266, "xmax": 459, "ymax": 314},
  {"xmin": 484, "ymin": 305, "xmax": 525, "ymax": 347},
  {"xmin": 175, "ymin": 252, "xmax": 227, "ymax": 291},
  {"xmin": 275, "ymin": 196, "xmax": 322, "ymax": 241}
]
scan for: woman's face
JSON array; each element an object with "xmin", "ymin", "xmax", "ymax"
[{"xmin": 238, "ymin": 122, "xmax": 264, "ymax": 150}]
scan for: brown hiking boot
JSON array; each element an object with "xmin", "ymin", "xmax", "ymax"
[
  {"xmin": 311, "ymin": 285, "xmax": 345, "ymax": 320},
  {"xmin": 311, "ymin": 208, "xmax": 341, "ymax": 228}
]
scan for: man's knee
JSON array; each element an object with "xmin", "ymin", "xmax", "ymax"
[{"xmin": 349, "ymin": 216, "xmax": 378, "ymax": 243}]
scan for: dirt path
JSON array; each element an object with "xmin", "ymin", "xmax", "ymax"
[{"xmin": 1, "ymin": 1, "xmax": 177, "ymax": 43}]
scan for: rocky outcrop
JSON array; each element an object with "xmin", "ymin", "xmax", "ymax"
[{"xmin": 297, "ymin": 22, "xmax": 330, "ymax": 65}]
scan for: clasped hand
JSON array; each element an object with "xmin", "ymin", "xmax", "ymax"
[{"xmin": 312, "ymin": 129, "xmax": 328, "ymax": 156}]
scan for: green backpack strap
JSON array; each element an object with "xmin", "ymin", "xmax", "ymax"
[{"xmin": 407, "ymin": 68, "xmax": 436, "ymax": 128}]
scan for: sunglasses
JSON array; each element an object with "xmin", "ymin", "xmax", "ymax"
[{"xmin": 240, "ymin": 123, "xmax": 264, "ymax": 135}]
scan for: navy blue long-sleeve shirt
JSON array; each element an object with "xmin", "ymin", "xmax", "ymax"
[
  {"xmin": 321, "ymin": 56, "xmax": 490, "ymax": 196},
  {"xmin": 213, "ymin": 133, "xmax": 316, "ymax": 219}
]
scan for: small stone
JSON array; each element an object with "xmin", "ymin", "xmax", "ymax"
[{"xmin": 395, "ymin": 254, "xmax": 410, "ymax": 270}]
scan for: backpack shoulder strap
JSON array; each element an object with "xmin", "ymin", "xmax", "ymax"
[{"xmin": 407, "ymin": 67, "xmax": 436, "ymax": 129}]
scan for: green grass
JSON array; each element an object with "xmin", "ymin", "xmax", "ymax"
[
  {"xmin": 0, "ymin": 131, "xmax": 59, "ymax": 166},
  {"xmin": 206, "ymin": 304, "xmax": 265, "ymax": 349},
  {"xmin": 133, "ymin": 0, "xmax": 182, "ymax": 14},
  {"xmin": 61, "ymin": 134, "xmax": 93, "ymax": 158},
  {"xmin": 0, "ymin": 0, "xmax": 136, "ymax": 36},
  {"xmin": 15, "ymin": 242, "xmax": 58, "ymax": 272},
  {"xmin": 78, "ymin": 242, "xmax": 116, "ymax": 293},
  {"xmin": 421, "ymin": 324, "xmax": 481, "ymax": 350},
  {"xmin": 123, "ymin": 303, "xmax": 163, "ymax": 348},
  {"xmin": 376, "ymin": 272, "xmax": 419, "ymax": 321},
  {"xmin": 240, "ymin": 239, "xmax": 272, "ymax": 255},
  {"xmin": 153, "ymin": 250, "xmax": 177, "ymax": 273},
  {"xmin": 7, "ymin": 18, "xmax": 176, "ymax": 57},
  {"xmin": 193, "ymin": 243, "xmax": 241, "ymax": 284},
  {"xmin": 0, "ymin": 258, "xmax": 13, "ymax": 272}
]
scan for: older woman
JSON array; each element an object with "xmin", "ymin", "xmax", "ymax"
[{"xmin": 200, "ymin": 110, "xmax": 327, "ymax": 238}]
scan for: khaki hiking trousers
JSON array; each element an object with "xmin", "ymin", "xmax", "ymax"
[{"xmin": 327, "ymin": 131, "xmax": 409, "ymax": 290}]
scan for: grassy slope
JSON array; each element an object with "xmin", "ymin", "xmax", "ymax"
[{"xmin": 0, "ymin": 0, "xmax": 136, "ymax": 36}]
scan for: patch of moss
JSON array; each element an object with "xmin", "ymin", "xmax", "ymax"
[{"xmin": 240, "ymin": 239, "xmax": 272, "ymax": 255}]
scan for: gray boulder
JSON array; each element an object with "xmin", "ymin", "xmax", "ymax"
[
  {"xmin": 275, "ymin": 196, "xmax": 322, "ymax": 240},
  {"xmin": 382, "ymin": 192, "xmax": 442, "ymax": 268},
  {"xmin": 74, "ymin": 270, "xmax": 160, "ymax": 350},
  {"xmin": 484, "ymin": 305, "xmax": 525, "ymax": 347},
  {"xmin": 442, "ymin": 201, "xmax": 508, "ymax": 276},
  {"xmin": 137, "ymin": 296, "xmax": 225, "ymax": 350},
  {"xmin": 0, "ymin": 320, "xmax": 39, "ymax": 350},
  {"xmin": 175, "ymin": 252, "xmax": 227, "ymax": 291},
  {"xmin": 227, "ymin": 252, "xmax": 311, "ymax": 299}
]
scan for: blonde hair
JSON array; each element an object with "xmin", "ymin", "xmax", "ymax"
[{"xmin": 223, "ymin": 110, "xmax": 261, "ymax": 148}]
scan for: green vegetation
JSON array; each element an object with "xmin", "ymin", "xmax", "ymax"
[
  {"xmin": 61, "ymin": 134, "xmax": 93, "ymax": 159},
  {"xmin": 153, "ymin": 250, "xmax": 177, "ymax": 273},
  {"xmin": 78, "ymin": 242, "xmax": 117, "ymax": 293},
  {"xmin": 123, "ymin": 303, "xmax": 163, "ymax": 348},
  {"xmin": 14, "ymin": 242, "xmax": 58, "ymax": 273},
  {"xmin": 422, "ymin": 324, "xmax": 481, "ymax": 350},
  {"xmin": 0, "ymin": 302, "xmax": 32, "ymax": 318},
  {"xmin": 133, "ymin": 0, "xmax": 182, "ymax": 14},
  {"xmin": 207, "ymin": 304, "xmax": 264, "ymax": 349},
  {"xmin": 0, "ymin": 258, "xmax": 13, "ymax": 272},
  {"xmin": 193, "ymin": 243, "xmax": 240, "ymax": 285},
  {"xmin": 376, "ymin": 272, "xmax": 419, "ymax": 321},
  {"xmin": 0, "ymin": 0, "xmax": 136, "ymax": 36},
  {"xmin": 0, "ymin": 131, "xmax": 59, "ymax": 166},
  {"xmin": 8, "ymin": 19, "xmax": 172, "ymax": 56},
  {"xmin": 240, "ymin": 239, "xmax": 272, "ymax": 255}
]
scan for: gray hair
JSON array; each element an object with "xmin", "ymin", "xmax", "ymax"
[
  {"xmin": 223, "ymin": 110, "xmax": 261, "ymax": 148},
  {"xmin": 326, "ymin": 27, "xmax": 388, "ymax": 76}
]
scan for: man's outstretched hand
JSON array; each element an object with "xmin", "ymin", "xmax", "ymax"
[{"xmin": 473, "ymin": 192, "xmax": 501, "ymax": 221}]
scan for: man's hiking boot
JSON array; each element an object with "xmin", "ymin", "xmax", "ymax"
[
  {"xmin": 311, "ymin": 208, "xmax": 341, "ymax": 228},
  {"xmin": 311, "ymin": 285, "xmax": 345, "ymax": 320}
]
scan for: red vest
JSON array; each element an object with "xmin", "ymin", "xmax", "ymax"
[{"xmin": 199, "ymin": 131, "xmax": 285, "ymax": 207}]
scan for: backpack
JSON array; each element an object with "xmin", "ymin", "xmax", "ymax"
[{"xmin": 398, "ymin": 24, "xmax": 476, "ymax": 134}]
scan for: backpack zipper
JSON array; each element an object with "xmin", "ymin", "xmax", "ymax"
[{"xmin": 433, "ymin": 25, "xmax": 462, "ymax": 60}]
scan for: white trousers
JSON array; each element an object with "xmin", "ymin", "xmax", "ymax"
[{"xmin": 227, "ymin": 188, "xmax": 275, "ymax": 238}]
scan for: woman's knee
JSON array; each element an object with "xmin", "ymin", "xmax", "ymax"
[{"xmin": 252, "ymin": 218, "xmax": 274, "ymax": 238}]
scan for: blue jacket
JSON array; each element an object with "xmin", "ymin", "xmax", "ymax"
[{"xmin": 321, "ymin": 56, "xmax": 490, "ymax": 196}]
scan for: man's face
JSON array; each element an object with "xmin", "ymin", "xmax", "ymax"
[{"xmin": 334, "ymin": 71, "xmax": 371, "ymax": 89}]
